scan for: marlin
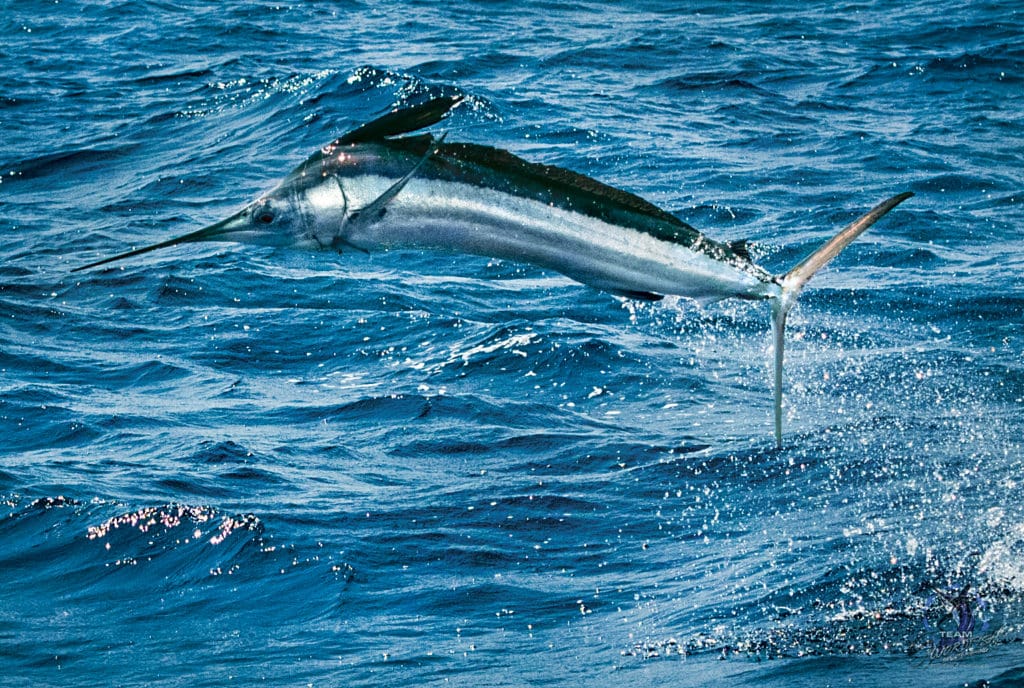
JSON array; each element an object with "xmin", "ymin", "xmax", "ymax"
[{"xmin": 74, "ymin": 96, "xmax": 912, "ymax": 446}]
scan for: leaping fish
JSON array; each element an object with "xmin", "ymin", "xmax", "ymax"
[{"xmin": 74, "ymin": 96, "xmax": 913, "ymax": 446}]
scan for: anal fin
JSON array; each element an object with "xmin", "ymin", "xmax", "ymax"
[{"xmin": 610, "ymin": 289, "xmax": 664, "ymax": 302}]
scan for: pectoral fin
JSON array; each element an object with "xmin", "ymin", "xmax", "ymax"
[{"xmin": 341, "ymin": 133, "xmax": 447, "ymax": 238}]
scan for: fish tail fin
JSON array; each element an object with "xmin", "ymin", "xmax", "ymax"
[{"xmin": 770, "ymin": 191, "xmax": 913, "ymax": 447}]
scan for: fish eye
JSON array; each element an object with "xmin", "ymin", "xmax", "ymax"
[{"xmin": 255, "ymin": 207, "xmax": 275, "ymax": 224}]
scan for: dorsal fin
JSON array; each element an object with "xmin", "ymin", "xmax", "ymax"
[{"xmin": 336, "ymin": 96, "xmax": 463, "ymax": 145}]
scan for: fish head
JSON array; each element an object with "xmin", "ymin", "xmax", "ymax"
[
  {"xmin": 73, "ymin": 167, "xmax": 352, "ymax": 272},
  {"xmin": 200, "ymin": 168, "xmax": 350, "ymax": 250},
  {"xmin": 195, "ymin": 139, "xmax": 415, "ymax": 253}
]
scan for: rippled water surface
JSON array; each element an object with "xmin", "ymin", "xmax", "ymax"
[{"xmin": 3, "ymin": 1, "xmax": 1023, "ymax": 685}]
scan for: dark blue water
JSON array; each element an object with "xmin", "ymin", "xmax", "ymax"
[{"xmin": 3, "ymin": 1, "xmax": 1023, "ymax": 685}]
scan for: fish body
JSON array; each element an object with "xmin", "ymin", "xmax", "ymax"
[
  {"xmin": 291, "ymin": 135, "xmax": 776, "ymax": 303},
  {"xmin": 75, "ymin": 96, "xmax": 912, "ymax": 445}
]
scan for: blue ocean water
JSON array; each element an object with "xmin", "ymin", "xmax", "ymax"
[{"xmin": 2, "ymin": 1, "xmax": 1023, "ymax": 685}]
